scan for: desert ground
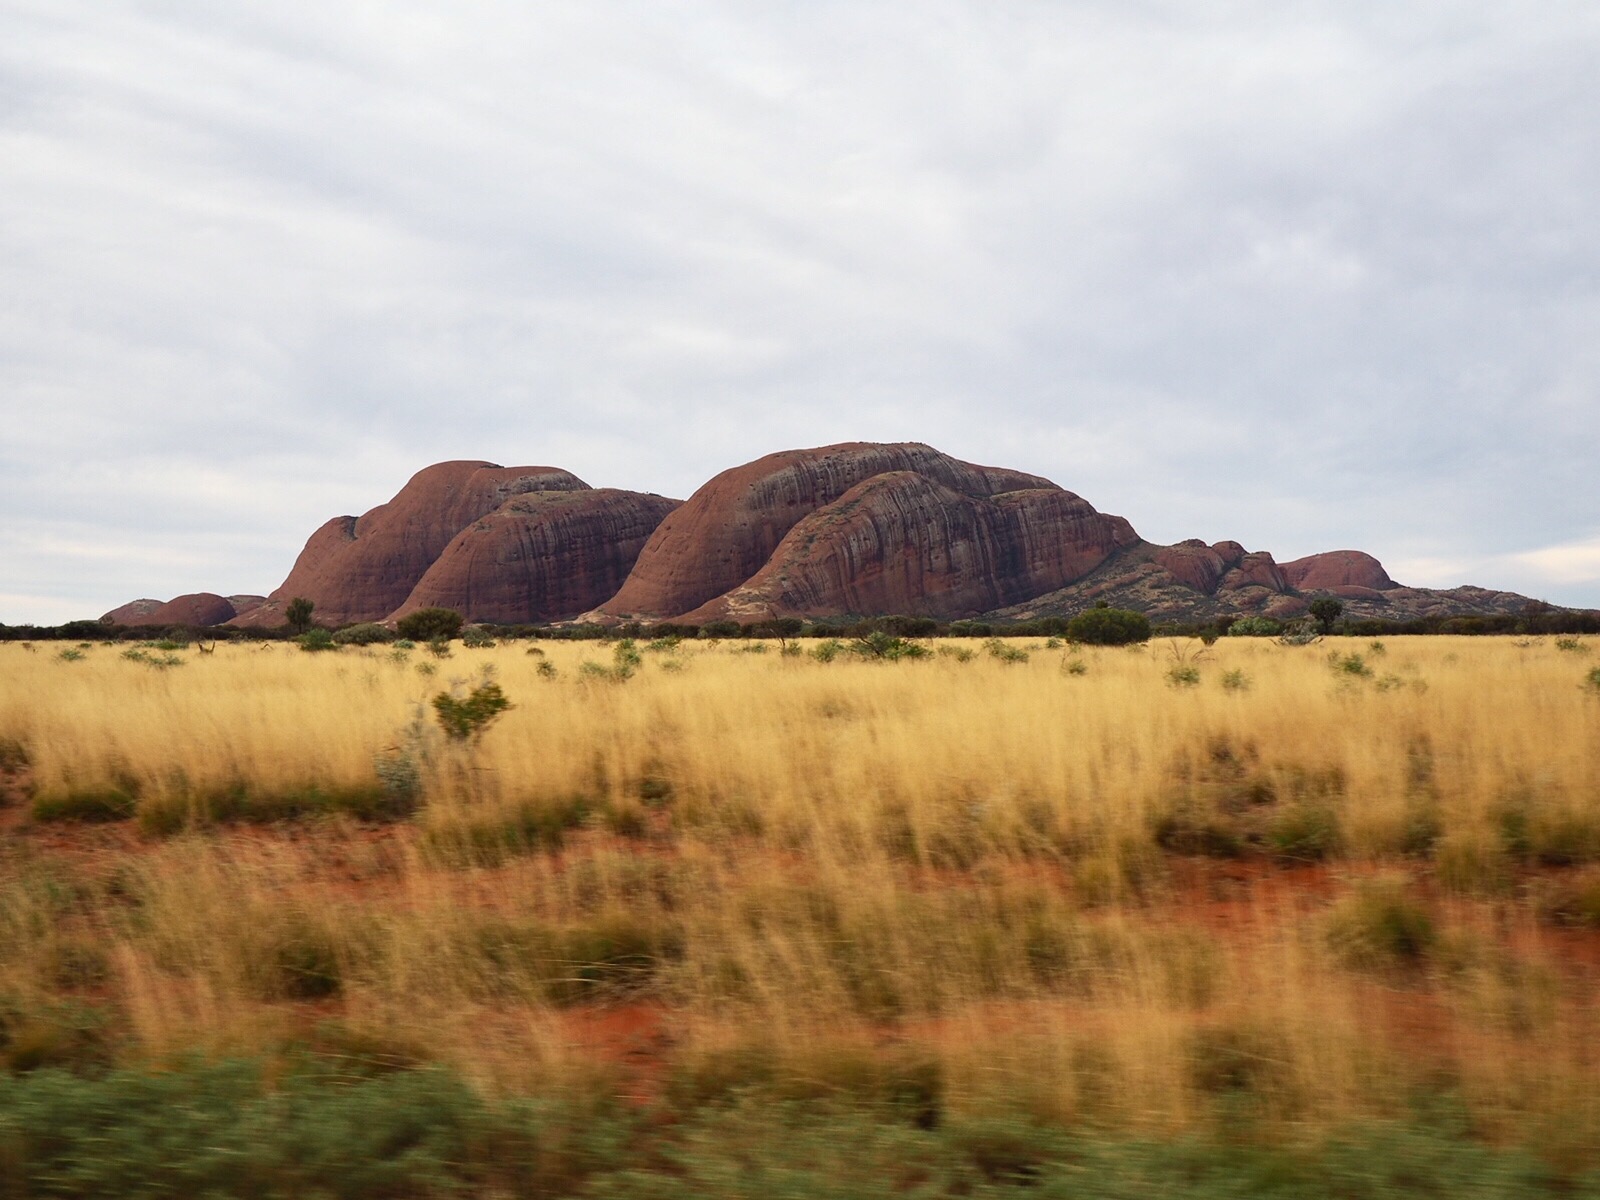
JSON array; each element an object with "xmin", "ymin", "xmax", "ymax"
[{"xmin": 2, "ymin": 632, "xmax": 1599, "ymax": 1194}]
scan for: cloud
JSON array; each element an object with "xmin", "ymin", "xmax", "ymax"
[
  {"xmin": 1513, "ymin": 535, "xmax": 1600, "ymax": 586},
  {"xmin": 3, "ymin": 0, "xmax": 1599, "ymax": 622}
]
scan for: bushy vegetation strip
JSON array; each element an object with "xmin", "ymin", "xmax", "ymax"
[{"xmin": 0, "ymin": 1063, "xmax": 1592, "ymax": 1199}]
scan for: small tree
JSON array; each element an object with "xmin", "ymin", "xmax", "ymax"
[
  {"xmin": 1309, "ymin": 596, "xmax": 1344, "ymax": 635},
  {"xmin": 396, "ymin": 607, "xmax": 464, "ymax": 642},
  {"xmin": 285, "ymin": 596, "xmax": 315, "ymax": 634},
  {"xmin": 432, "ymin": 678, "xmax": 513, "ymax": 742},
  {"xmin": 1066, "ymin": 607, "xmax": 1151, "ymax": 646}
]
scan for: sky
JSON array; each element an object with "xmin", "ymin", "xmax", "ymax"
[{"xmin": 3, "ymin": 0, "xmax": 1599, "ymax": 624}]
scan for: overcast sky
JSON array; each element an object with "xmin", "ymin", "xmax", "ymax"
[{"xmin": 4, "ymin": 1, "xmax": 1598, "ymax": 623}]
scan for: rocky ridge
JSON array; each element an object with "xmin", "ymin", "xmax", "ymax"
[{"xmin": 101, "ymin": 442, "xmax": 1568, "ymax": 629}]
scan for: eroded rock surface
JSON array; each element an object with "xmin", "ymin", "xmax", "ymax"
[
  {"xmin": 597, "ymin": 442, "xmax": 1051, "ymax": 620},
  {"xmin": 394, "ymin": 490, "xmax": 681, "ymax": 624},
  {"xmin": 682, "ymin": 471, "xmax": 1138, "ymax": 622},
  {"xmin": 233, "ymin": 461, "xmax": 589, "ymax": 627},
  {"xmin": 1282, "ymin": 550, "xmax": 1396, "ymax": 592}
]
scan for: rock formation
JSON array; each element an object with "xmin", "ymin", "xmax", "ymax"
[
  {"xmin": 100, "ymin": 442, "xmax": 1575, "ymax": 631},
  {"xmin": 1281, "ymin": 550, "xmax": 1396, "ymax": 594},
  {"xmin": 101, "ymin": 593, "xmax": 264, "ymax": 627},
  {"xmin": 392, "ymin": 489, "xmax": 682, "ymax": 625},
  {"xmin": 596, "ymin": 442, "xmax": 1060, "ymax": 620},
  {"xmin": 232, "ymin": 461, "xmax": 592, "ymax": 627},
  {"xmin": 230, "ymin": 460, "xmax": 679, "ymax": 628},
  {"xmin": 100, "ymin": 599, "xmax": 164, "ymax": 625},
  {"xmin": 680, "ymin": 470, "xmax": 1139, "ymax": 622}
]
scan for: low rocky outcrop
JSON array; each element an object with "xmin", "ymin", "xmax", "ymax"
[
  {"xmin": 100, "ymin": 599, "xmax": 164, "ymax": 625},
  {"xmin": 1281, "ymin": 550, "xmax": 1396, "ymax": 593},
  {"xmin": 101, "ymin": 593, "xmax": 255, "ymax": 627}
]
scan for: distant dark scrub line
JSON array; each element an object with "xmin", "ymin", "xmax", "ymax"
[{"xmin": 7, "ymin": 604, "xmax": 1600, "ymax": 645}]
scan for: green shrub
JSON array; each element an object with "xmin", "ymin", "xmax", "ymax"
[
  {"xmin": 1188, "ymin": 1023, "xmax": 1290, "ymax": 1099},
  {"xmin": 285, "ymin": 596, "xmax": 315, "ymax": 634},
  {"xmin": 1266, "ymin": 803, "xmax": 1340, "ymax": 863},
  {"xmin": 811, "ymin": 638, "xmax": 845, "ymax": 663},
  {"xmin": 983, "ymin": 637, "xmax": 1029, "ymax": 663},
  {"xmin": 296, "ymin": 628, "xmax": 337, "ymax": 653},
  {"xmin": 1228, "ymin": 616, "xmax": 1282, "ymax": 637},
  {"xmin": 432, "ymin": 679, "xmax": 513, "ymax": 743},
  {"xmin": 134, "ymin": 782, "xmax": 402, "ymax": 836},
  {"xmin": 252, "ymin": 913, "xmax": 344, "ymax": 1000},
  {"xmin": 31, "ymin": 788, "xmax": 138, "ymax": 824},
  {"xmin": 460, "ymin": 625, "xmax": 496, "ymax": 649},
  {"xmin": 331, "ymin": 622, "xmax": 394, "ymax": 645},
  {"xmin": 1154, "ymin": 806, "xmax": 1245, "ymax": 858},
  {"xmin": 0, "ymin": 1065, "xmax": 1578, "ymax": 1199},
  {"xmin": 395, "ymin": 607, "xmax": 464, "ymax": 642},
  {"xmin": 1166, "ymin": 664, "xmax": 1201, "ymax": 687},
  {"xmin": 419, "ymin": 796, "xmax": 592, "ymax": 867},
  {"xmin": 1328, "ymin": 651, "xmax": 1371, "ymax": 678},
  {"xmin": 0, "ymin": 997, "xmax": 110, "ymax": 1073},
  {"xmin": 851, "ymin": 632, "xmax": 929, "ymax": 661},
  {"xmin": 1220, "ymin": 669, "xmax": 1250, "ymax": 691},
  {"xmin": 1533, "ymin": 869, "xmax": 1600, "ymax": 928},
  {"xmin": 120, "ymin": 648, "xmax": 183, "ymax": 669},
  {"xmin": 1327, "ymin": 878, "xmax": 1436, "ymax": 972},
  {"xmin": 1066, "ymin": 607, "xmax": 1152, "ymax": 646}
]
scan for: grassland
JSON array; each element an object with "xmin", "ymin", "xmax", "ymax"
[{"xmin": 2, "ymin": 632, "xmax": 1599, "ymax": 1193}]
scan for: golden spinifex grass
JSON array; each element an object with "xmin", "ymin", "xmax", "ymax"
[{"xmin": 1, "ymin": 635, "xmax": 1598, "ymax": 1148}]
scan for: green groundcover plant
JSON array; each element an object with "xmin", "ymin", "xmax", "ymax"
[{"xmin": 0, "ymin": 1062, "xmax": 1595, "ymax": 1199}]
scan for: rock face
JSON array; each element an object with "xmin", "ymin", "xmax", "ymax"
[
  {"xmin": 597, "ymin": 443, "xmax": 1061, "ymax": 620},
  {"xmin": 110, "ymin": 442, "xmax": 1574, "ymax": 632},
  {"xmin": 101, "ymin": 599, "xmax": 164, "ymax": 625},
  {"xmin": 148, "ymin": 593, "xmax": 241, "ymax": 627},
  {"xmin": 102, "ymin": 593, "xmax": 247, "ymax": 626},
  {"xmin": 233, "ymin": 461, "xmax": 593, "ymax": 627},
  {"xmin": 232, "ymin": 460, "xmax": 680, "ymax": 628},
  {"xmin": 393, "ymin": 490, "xmax": 683, "ymax": 625},
  {"xmin": 681, "ymin": 470, "xmax": 1139, "ymax": 622},
  {"xmin": 1282, "ymin": 550, "xmax": 1396, "ymax": 593}
]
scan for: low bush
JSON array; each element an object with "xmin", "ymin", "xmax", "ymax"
[
  {"xmin": 1229, "ymin": 617, "xmax": 1282, "ymax": 637},
  {"xmin": 1328, "ymin": 651, "xmax": 1372, "ymax": 678},
  {"xmin": 134, "ymin": 781, "xmax": 399, "ymax": 836},
  {"xmin": 1067, "ymin": 607, "xmax": 1152, "ymax": 646},
  {"xmin": 296, "ymin": 629, "xmax": 337, "ymax": 653},
  {"xmin": 432, "ymin": 678, "xmax": 513, "ymax": 742},
  {"xmin": 1327, "ymin": 878, "xmax": 1437, "ymax": 973},
  {"xmin": 418, "ymin": 796, "xmax": 593, "ymax": 866},
  {"xmin": 331, "ymin": 623, "xmax": 394, "ymax": 645},
  {"xmin": 395, "ymin": 607, "xmax": 464, "ymax": 641},
  {"xmin": 985, "ymin": 637, "xmax": 1029, "ymax": 664},
  {"xmin": 1533, "ymin": 869, "xmax": 1600, "ymax": 928},
  {"xmin": 1266, "ymin": 802, "xmax": 1341, "ymax": 863},
  {"xmin": 851, "ymin": 632, "xmax": 929, "ymax": 661},
  {"xmin": 31, "ymin": 788, "xmax": 138, "ymax": 824}
]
